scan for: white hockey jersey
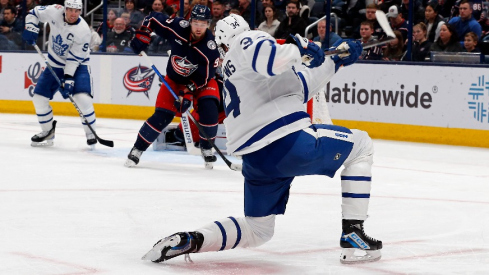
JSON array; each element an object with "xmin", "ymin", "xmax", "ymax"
[
  {"xmin": 26, "ymin": 4, "xmax": 91, "ymax": 76},
  {"xmin": 222, "ymin": 31, "xmax": 336, "ymax": 155}
]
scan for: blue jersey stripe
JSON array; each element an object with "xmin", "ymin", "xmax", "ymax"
[
  {"xmin": 69, "ymin": 51, "xmax": 85, "ymax": 61},
  {"xmin": 341, "ymin": 176, "xmax": 372, "ymax": 181},
  {"xmin": 342, "ymin": 192, "xmax": 370, "ymax": 198},
  {"xmin": 252, "ymin": 39, "xmax": 276, "ymax": 76},
  {"xmin": 228, "ymin": 217, "xmax": 241, "ymax": 249},
  {"xmin": 48, "ymin": 54, "xmax": 65, "ymax": 66},
  {"xmin": 297, "ymin": 72, "xmax": 309, "ymax": 103},
  {"xmin": 214, "ymin": 221, "xmax": 227, "ymax": 251},
  {"xmin": 236, "ymin": 111, "xmax": 310, "ymax": 152}
]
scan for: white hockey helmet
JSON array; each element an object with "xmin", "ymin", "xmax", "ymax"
[
  {"xmin": 214, "ymin": 14, "xmax": 250, "ymax": 49},
  {"xmin": 65, "ymin": 0, "xmax": 83, "ymax": 10}
]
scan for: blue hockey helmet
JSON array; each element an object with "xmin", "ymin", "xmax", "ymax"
[{"xmin": 191, "ymin": 4, "xmax": 211, "ymax": 21}]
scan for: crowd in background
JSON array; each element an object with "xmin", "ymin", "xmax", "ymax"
[{"xmin": 1, "ymin": 0, "xmax": 489, "ymax": 62}]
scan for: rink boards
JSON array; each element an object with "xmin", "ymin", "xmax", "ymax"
[{"xmin": 0, "ymin": 52, "xmax": 488, "ymax": 148}]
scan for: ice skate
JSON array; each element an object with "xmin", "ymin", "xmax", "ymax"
[
  {"xmin": 125, "ymin": 147, "xmax": 143, "ymax": 167},
  {"xmin": 340, "ymin": 219, "xmax": 382, "ymax": 264},
  {"xmin": 86, "ymin": 133, "xmax": 97, "ymax": 150},
  {"xmin": 142, "ymin": 232, "xmax": 203, "ymax": 263},
  {"xmin": 201, "ymin": 147, "xmax": 216, "ymax": 169},
  {"xmin": 31, "ymin": 120, "xmax": 57, "ymax": 147}
]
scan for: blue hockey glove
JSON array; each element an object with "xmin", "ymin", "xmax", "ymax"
[
  {"xmin": 131, "ymin": 26, "xmax": 151, "ymax": 54},
  {"xmin": 290, "ymin": 34, "xmax": 325, "ymax": 68},
  {"xmin": 22, "ymin": 23, "xmax": 39, "ymax": 45},
  {"xmin": 174, "ymin": 89, "xmax": 193, "ymax": 113},
  {"xmin": 329, "ymin": 39, "xmax": 363, "ymax": 72},
  {"xmin": 59, "ymin": 78, "xmax": 74, "ymax": 99}
]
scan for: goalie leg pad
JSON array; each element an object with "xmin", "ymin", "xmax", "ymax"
[
  {"xmin": 197, "ymin": 215, "xmax": 275, "ymax": 252},
  {"xmin": 341, "ymin": 129, "xmax": 373, "ymax": 220},
  {"xmin": 134, "ymin": 109, "xmax": 174, "ymax": 151}
]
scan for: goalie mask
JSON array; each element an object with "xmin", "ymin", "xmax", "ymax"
[
  {"xmin": 214, "ymin": 14, "xmax": 250, "ymax": 51},
  {"xmin": 65, "ymin": 0, "xmax": 83, "ymax": 10}
]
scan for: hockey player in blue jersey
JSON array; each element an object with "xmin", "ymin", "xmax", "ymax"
[
  {"xmin": 141, "ymin": 14, "xmax": 382, "ymax": 264},
  {"xmin": 23, "ymin": 0, "xmax": 97, "ymax": 147},
  {"xmin": 125, "ymin": 4, "xmax": 221, "ymax": 168}
]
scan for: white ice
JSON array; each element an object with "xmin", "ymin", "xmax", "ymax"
[{"xmin": 1, "ymin": 113, "xmax": 489, "ymax": 275}]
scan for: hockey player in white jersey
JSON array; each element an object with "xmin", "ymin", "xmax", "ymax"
[
  {"xmin": 22, "ymin": 0, "xmax": 97, "ymax": 147},
  {"xmin": 141, "ymin": 14, "xmax": 382, "ymax": 264}
]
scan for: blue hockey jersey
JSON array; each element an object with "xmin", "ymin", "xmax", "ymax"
[{"xmin": 142, "ymin": 12, "xmax": 220, "ymax": 89}]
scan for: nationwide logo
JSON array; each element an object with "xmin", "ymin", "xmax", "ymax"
[
  {"xmin": 25, "ymin": 62, "xmax": 44, "ymax": 97},
  {"xmin": 468, "ymin": 75, "xmax": 489, "ymax": 123},
  {"xmin": 123, "ymin": 64, "xmax": 155, "ymax": 98},
  {"xmin": 171, "ymin": 55, "xmax": 198, "ymax": 76}
]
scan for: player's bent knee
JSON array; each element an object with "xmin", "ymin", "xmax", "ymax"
[
  {"xmin": 244, "ymin": 215, "xmax": 276, "ymax": 247},
  {"xmin": 72, "ymin": 93, "xmax": 94, "ymax": 112},
  {"xmin": 344, "ymin": 129, "xmax": 373, "ymax": 167}
]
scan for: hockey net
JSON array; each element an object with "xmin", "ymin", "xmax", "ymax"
[{"xmin": 307, "ymin": 87, "xmax": 333, "ymax": 125}]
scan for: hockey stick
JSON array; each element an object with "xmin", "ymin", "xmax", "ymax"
[
  {"xmin": 140, "ymin": 51, "xmax": 242, "ymax": 171},
  {"xmin": 33, "ymin": 44, "xmax": 114, "ymax": 147},
  {"xmin": 324, "ymin": 10, "xmax": 396, "ymax": 57}
]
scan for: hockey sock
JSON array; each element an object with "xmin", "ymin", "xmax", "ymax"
[
  {"xmin": 72, "ymin": 93, "xmax": 96, "ymax": 134},
  {"xmin": 196, "ymin": 98, "xmax": 219, "ymax": 150},
  {"xmin": 134, "ymin": 109, "xmax": 174, "ymax": 151},
  {"xmin": 197, "ymin": 215, "xmax": 275, "ymax": 252},
  {"xmin": 340, "ymin": 129, "xmax": 374, "ymax": 220},
  {"xmin": 32, "ymin": 94, "xmax": 54, "ymax": 131}
]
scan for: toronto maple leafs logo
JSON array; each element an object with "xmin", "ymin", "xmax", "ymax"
[
  {"xmin": 123, "ymin": 64, "xmax": 156, "ymax": 98},
  {"xmin": 171, "ymin": 55, "xmax": 198, "ymax": 76},
  {"xmin": 52, "ymin": 34, "xmax": 69, "ymax": 56}
]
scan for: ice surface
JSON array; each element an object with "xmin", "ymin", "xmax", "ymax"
[{"xmin": 1, "ymin": 113, "xmax": 488, "ymax": 274}]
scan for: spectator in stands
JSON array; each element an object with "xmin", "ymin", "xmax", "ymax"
[
  {"xmin": 383, "ymin": 30, "xmax": 405, "ymax": 60},
  {"xmin": 0, "ymin": 32, "xmax": 18, "ymax": 49},
  {"xmin": 171, "ymin": 0, "xmax": 190, "ymax": 19},
  {"xmin": 448, "ymin": 0, "xmax": 482, "ymax": 45},
  {"xmin": 463, "ymin": 31, "xmax": 480, "ymax": 52},
  {"xmin": 0, "ymin": 0, "xmax": 13, "ymax": 23},
  {"xmin": 386, "ymin": 5, "xmax": 408, "ymax": 42},
  {"xmin": 258, "ymin": 5, "xmax": 280, "ymax": 36},
  {"xmin": 424, "ymin": 1, "xmax": 445, "ymax": 42},
  {"xmin": 430, "ymin": 23, "xmax": 463, "ymax": 51},
  {"xmin": 451, "ymin": 0, "xmax": 483, "ymax": 21},
  {"xmin": 437, "ymin": 0, "xmax": 457, "ymax": 18},
  {"xmin": 210, "ymin": 0, "xmax": 224, "ymax": 31},
  {"xmin": 125, "ymin": 0, "xmax": 145, "ymax": 29},
  {"xmin": 238, "ymin": 0, "xmax": 258, "ymax": 26},
  {"xmin": 259, "ymin": 0, "xmax": 284, "ymax": 23},
  {"xmin": 152, "ymin": 0, "xmax": 165, "ymax": 12},
  {"xmin": 0, "ymin": 6, "xmax": 22, "ymax": 47},
  {"xmin": 358, "ymin": 20, "xmax": 383, "ymax": 60},
  {"xmin": 120, "ymin": 12, "xmax": 136, "ymax": 34},
  {"xmin": 365, "ymin": 3, "xmax": 386, "ymax": 40},
  {"xmin": 100, "ymin": 17, "xmax": 133, "ymax": 53},
  {"xmin": 400, "ymin": 0, "xmax": 424, "ymax": 24},
  {"xmin": 274, "ymin": 0, "xmax": 307, "ymax": 39},
  {"xmin": 313, "ymin": 19, "xmax": 341, "ymax": 50},
  {"xmin": 411, "ymin": 22, "xmax": 432, "ymax": 61},
  {"xmin": 96, "ymin": 8, "xmax": 118, "ymax": 36}
]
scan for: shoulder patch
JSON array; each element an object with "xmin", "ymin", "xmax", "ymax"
[
  {"xmin": 179, "ymin": 20, "xmax": 189, "ymax": 28},
  {"xmin": 207, "ymin": 40, "xmax": 216, "ymax": 50}
]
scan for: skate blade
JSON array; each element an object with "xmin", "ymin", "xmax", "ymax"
[
  {"xmin": 205, "ymin": 162, "xmax": 213, "ymax": 169},
  {"xmin": 141, "ymin": 246, "xmax": 163, "ymax": 261},
  {"xmin": 31, "ymin": 140, "xmax": 54, "ymax": 147},
  {"xmin": 340, "ymin": 248, "xmax": 381, "ymax": 264},
  {"xmin": 124, "ymin": 159, "xmax": 137, "ymax": 167},
  {"xmin": 88, "ymin": 144, "xmax": 96, "ymax": 151}
]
